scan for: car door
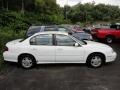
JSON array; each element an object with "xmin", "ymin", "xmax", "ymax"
[
  {"xmin": 110, "ymin": 24, "xmax": 120, "ymax": 39},
  {"xmin": 55, "ymin": 34, "xmax": 85, "ymax": 63},
  {"xmin": 29, "ymin": 34, "xmax": 55, "ymax": 63},
  {"xmin": 116, "ymin": 25, "xmax": 120, "ymax": 39}
]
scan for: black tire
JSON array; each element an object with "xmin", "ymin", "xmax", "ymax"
[
  {"xmin": 18, "ymin": 55, "xmax": 36, "ymax": 69},
  {"xmin": 87, "ymin": 54, "xmax": 104, "ymax": 68},
  {"xmin": 105, "ymin": 36, "xmax": 114, "ymax": 44}
]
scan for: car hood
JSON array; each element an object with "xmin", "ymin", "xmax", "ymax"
[
  {"xmin": 6, "ymin": 39, "xmax": 22, "ymax": 46},
  {"xmin": 84, "ymin": 40, "xmax": 111, "ymax": 49}
]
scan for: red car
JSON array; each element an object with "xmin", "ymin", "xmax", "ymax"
[{"xmin": 91, "ymin": 23, "xmax": 120, "ymax": 43}]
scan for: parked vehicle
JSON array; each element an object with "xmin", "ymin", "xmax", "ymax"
[
  {"xmin": 91, "ymin": 23, "xmax": 120, "ymax": 43},
  {"xmin": 62, "ymin": 24, "xmax": 83, "ymax": 32},
  {"xmin": 73, "ymin": 31, "xmax": 92, "ymax": 40},
  {"xmin": 26, "ymin": 25, "xmax": 92, "ymax": 40},
  {"xmin": 3, "ymin": 32, "xmax": 117, "ymax": 69},
  {"xmin": 26, "ymin": 25, "xmax": 73, "ymax": 37},
  {"xmin": 83, "ymin": 27, "xmax": 93, "ymax": 34}
]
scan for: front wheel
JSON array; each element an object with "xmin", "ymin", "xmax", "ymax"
[{"xmin": 87, "ymin": 54, "xmax": 104, "ymax": 68}]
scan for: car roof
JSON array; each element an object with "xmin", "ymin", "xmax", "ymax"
[
  {"xmin": 29, "ymin": 26, "xmax": 42, "ymax": 29},
  {"xmin": 33, "ymin": 31, "xmax": 68, "ymax": 36},
  {"xmin": 29, "ymin": 25, "xmax": 58, "ymax": 28}
]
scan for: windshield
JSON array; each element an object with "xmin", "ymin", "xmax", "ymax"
[{"xmin": 71, "ymin": 36, "xmax": 87, "ymax": 45}]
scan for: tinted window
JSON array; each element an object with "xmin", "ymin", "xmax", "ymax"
[
  {"xmin": 27, "ymin": 27, "xmax": 41, "ymax": 36},
  {"xmin": 110, "ymin": 25, "xmax": 117, "ymax": 29},
  {"xmin": 58, "ymin": 27, "xmax": 68, "ymax": 32},
  {"xmin": 44, "ymin": 26, "xmax": 57, "ymax": 31},
  {"xmin": 117, "ymin": 25, "xmax": 120, "ymax": 29},
  {"xmin": 30, "ymin": 34, "xmax": 53, "ymax": 45},
  {"xmin": 110, "ymin": 25, "xmax": 120, "ymax": 30},
  {"xmin": 56, "ymin": 34, "xmax": 76, "ymax": 46}
]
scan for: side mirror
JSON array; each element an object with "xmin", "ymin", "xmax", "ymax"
[
  {"xmin": 68, "ymin": 31, "xmax": 73, "ymax": 35},
  {"xmin": 74, "ymin": 43, "xmax": 79, "ymax": 47}
]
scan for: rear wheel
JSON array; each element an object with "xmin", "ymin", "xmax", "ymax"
[
  {"xmin": 19, "ymin": 55, "xmax": 36, "ymax": 69},
  {"xmin": 106, "ymin": 36, "xmax": 114, "ymax": 44},
  {"xmin": 87, "ymin": 54, "xmax": 104, "ymax": 68}
]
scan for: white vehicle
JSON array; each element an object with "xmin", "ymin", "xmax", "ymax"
[{"xmin": 3, "ymin": 32, "xmax": 117, "ymax": 69}]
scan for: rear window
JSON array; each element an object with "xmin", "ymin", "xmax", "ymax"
[
  {"xmin": 44, "ymin": 26, "xmax": 57, "ymax": 31},
  {"xmin": 110, "ymin": 25, "xmax": 117, "ymax": 29},
  {"xmin": 27, "ymin": 27, "xmax": 41, "ymax": 36},
  {"xmin": 110, "ymin": 25, "xmax": 120, "ymax": 29}
]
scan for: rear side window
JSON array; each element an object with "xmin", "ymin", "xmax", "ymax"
[
  {"xmin": 44, "ymin": 26, "xmax": 57, "ymax": 31},
  {"xmin": 30, "ymin": 34, "xmax": 53, "ymax": 45}
]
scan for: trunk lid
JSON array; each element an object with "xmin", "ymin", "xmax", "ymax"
[{"xmin": 6, "ymin": 39, "xmax": 22, "ymax": 46}]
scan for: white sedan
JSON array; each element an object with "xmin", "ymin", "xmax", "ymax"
[{"xmin": 3, "ymin": 32, "xmax": 117, "ymax": 69}]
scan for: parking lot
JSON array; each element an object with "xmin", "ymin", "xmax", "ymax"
[{"xmin": 0, "ymin": 42, "xmax": 120, "ymax": 90}]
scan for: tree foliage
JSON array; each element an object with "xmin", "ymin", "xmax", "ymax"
[{"xmin": 66, "ymin": 3, "xmax": 120, "ymax": 23}]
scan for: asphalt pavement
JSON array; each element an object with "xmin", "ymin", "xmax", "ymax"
[{"xmin": 0, "ymin": 42, "xmax": 120, "ymax": 90}]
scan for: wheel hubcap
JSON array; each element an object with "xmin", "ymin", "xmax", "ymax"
[
  {"xmin": 22, "ymin": 57, "xmax": 33, "ymax": 68},
  {"xmin": 91, "ymin": 56, "xmax": 102, "ymax": 67},
  {"xmin": 107, "ymin": 38, "xmax": 112, "ymax": 43}
]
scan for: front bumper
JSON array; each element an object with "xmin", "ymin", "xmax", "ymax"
[{"xmin": 106, "ymin": 52, "xmax": 117, "ymax": 62}]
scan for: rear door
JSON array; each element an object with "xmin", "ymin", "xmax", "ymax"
[{"xmin": 29, "ymin": 34, "xmax": 55, "ymax": 62}]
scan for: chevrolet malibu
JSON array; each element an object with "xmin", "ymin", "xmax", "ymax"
[{"xmin": 3, "ymin": 32, "xmax": 117, "ymax": 69}]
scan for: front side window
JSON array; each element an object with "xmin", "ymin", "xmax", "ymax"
[
  {"xmin": 30, "ymin": 34, "xmax": 53, "ymax": 45},
  {"xmin": 56, "ymin": 34, "xmax": 76, "ymax": 46}
]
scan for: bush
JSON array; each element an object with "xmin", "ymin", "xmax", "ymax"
[{"xmin": 0, "ymin": 28, "xmax": 25, "ymax": 70}]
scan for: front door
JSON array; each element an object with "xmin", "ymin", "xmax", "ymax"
[
  {"xmin": 55, "ymin": 34, "xmax": 85, "ymax": 63},
  {"xmin": 116, "ymin": 25, "xmax": 120, "ymax": 39}
]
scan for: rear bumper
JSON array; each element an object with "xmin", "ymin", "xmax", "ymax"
[{"xmin": 3, "ymin": 51, "xmax": 18, "ymax": 62}]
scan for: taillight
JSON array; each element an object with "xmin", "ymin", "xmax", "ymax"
[{"xmin": 4, "ymin": 46, "xmax": 8, "ymax": 51}]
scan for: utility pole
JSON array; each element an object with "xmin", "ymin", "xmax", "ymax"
[
  {"xmin": 21, "ymin": 0, "xmax": 24, "ymax": 14},
  {"xmin": 85, "ymin": 11, "xmax": 87, "ymax": 24},
  {"xmin": 65, "ymin": 0, "xmax": 68, "ymax": 20},
  {"xmin": 6, "ymin": 0, "xmax": 8, "ymax": 11},
  {"xmin": 1, "ymin": 0, "xmax": 4, "ymax": 9}
]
